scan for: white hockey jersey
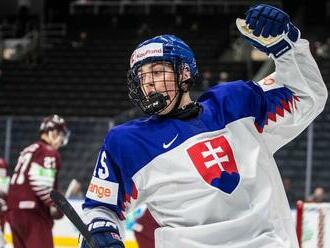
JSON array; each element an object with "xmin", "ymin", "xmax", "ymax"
[{"xmin": 82, "ymin": 39, "xmax": 327, "ymax": 248}]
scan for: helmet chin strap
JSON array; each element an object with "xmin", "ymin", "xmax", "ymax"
[
  {"xmin": 164, "ymin": 78, "xmax": 201, "ymax": 119},
  {"xmin": 166, "ymin": 87, "xmax": 184, "ymax": 116}
]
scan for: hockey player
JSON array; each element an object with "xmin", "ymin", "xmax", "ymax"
[
  {"xmin": 7, "ymin": 114, "xmax": 70, "ymax": 248},
  {"xmin": 0, "ymin": 157, "xmax": 9, "ymax": 225},
  {"xmin": 80, "ymin": 4, "xmax": 327, "ymax": 248},
  {"xmin": 134, "ymin": 208, "xmax": 159, "ymax": 248},
  {"xmin": 0, "ymin": 158, "xmax": 9, "ymax": 248}
]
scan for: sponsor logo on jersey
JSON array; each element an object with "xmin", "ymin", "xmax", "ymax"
[
  {"xmin": 257, "ymin": 73, "xmax": 280, "ymax": 91},
  {"xmin": 130, "ymin": 43, "xmax": 163, "ymax": 67},
  {"xmin": 263, "ymin": 77, "xmax": 275, "ymax": 86},
  {"xmin": 187, "ymin": 135, "xmax": 240, "ymax": 194},
  {"xmin": 86, "ymin": 176, "xmax": 119, "ymax": 204}
]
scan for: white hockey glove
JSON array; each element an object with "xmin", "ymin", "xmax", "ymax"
[{"xmin": 236, "ymin": 4, "xmax": 300, "ymax": 58}]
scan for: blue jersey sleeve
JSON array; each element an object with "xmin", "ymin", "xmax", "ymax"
[
  {"xmin": 199, "ymin": 80, "xmax": 297, "ymax": 135},
  {"xmin": 82, "ymin": 131, "xmax": 138, "ymax": 220}
]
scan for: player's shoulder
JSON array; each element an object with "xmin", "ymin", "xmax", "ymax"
[
  {"xmin": 21, "ymin": 141, "xmax": 41, "ymax": 154},
  {"xmin": 199, "ymin": 80, "xmax": 256, "ymax": 100},
  {"xmin": 27, "ymin": 140, "xmax": 60, "ymax": 159},
  {"xmin": 103, "ymin": 116, "xmax": 172, "ymax": 157},
  {"xmin": 37, "ymin": 140, "xmax": 58, "ymax": 152},
  {"xmin": 199, "ymin": 79, "xmax": 264, "ymax": 105},
  {"xmin": 198, "ymin": 79, "xmax": 266, "ymax": 121},
  {"xmin": 107, "ymin": 116, "xmax": 163, "ymax": 140},
  {"xmin": 33, "ymin": 141, "xmax": 61, "ymax": 169}
]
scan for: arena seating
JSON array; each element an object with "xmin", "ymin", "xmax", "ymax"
[
  {"xmin": 0, "ymin": 14, "xmax": 233, "ymax": 117},
  {"xmin": 1, "ymin": 12, "xmax": 329, "ymax": 198}
]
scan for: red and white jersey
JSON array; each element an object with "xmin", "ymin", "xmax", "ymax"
[
  {"xmin": 0, "ymin": 158, "xmax": 9, "ymax": 229},
  {"xmin": 82, "ymin": 39, "xmax": 327, "ymax": 248},
  {"xmin": 7, "ymin": 140, "xmax": 61, "ymax": 220},
  {"xmin": 0, "ymin": 158, "xmax": 8, "ymax": 177},
  {"xmin": 0, "ymin": 158, "xmax": 9, "ymax": 195}
]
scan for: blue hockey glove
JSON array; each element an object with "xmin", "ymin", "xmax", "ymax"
[
  {"xmin": 236, "ymin": 4, "xmax": 300, "ymax": 58},
  {"xmin": 79, "ymin": 218, "xmax": 125, "ymax": 248}
]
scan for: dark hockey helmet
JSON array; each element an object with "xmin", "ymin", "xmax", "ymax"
[
  {"xmin": 40, "ymin": 114, "xmax": 70, "ymax": 146},
  {"xmin": 127, "ymin": 34, "xmax": 198, "ymax": 115}
]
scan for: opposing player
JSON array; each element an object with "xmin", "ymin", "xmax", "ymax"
[
  {"xmin": 0, "ymin": 157, "xmax": 9, "ymax": 223},
  {"xmin": 7, "ymin": 114, "xmax": 70, "ymax": 248},
  {"xmin": 133, "ymin": 208, "xmax": 159, "ymax": 248},
  {"xmin": 80, "ymin": 4, "xmax": 327, "ymax": 248},
  {"xmin": 0, "ymin": 158, "xmax": 9, "ymax": 248}
]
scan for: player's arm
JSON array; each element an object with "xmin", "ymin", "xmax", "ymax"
[
  {"xmin": 237, "ymin": 4, "xmax": 328, "ymax": 153},
  {"xmin": 28, "ymin": 151, "xmax": 60, "ymax": 207},
  {"xmin": 79, "ymin": 131, "xmax": 134, "ymax": 248},
  {"xmin": 27, "ymin": 149, "xmax": 64, "ymax": 219}
]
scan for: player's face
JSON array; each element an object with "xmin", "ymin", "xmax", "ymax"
[
  {"xmin": 138, "ymin": 62, "xmax": 179, "ymax": 115},
  {"xmin": 49, "ymin": 130, "xmax": 66, "ymax": 150}
]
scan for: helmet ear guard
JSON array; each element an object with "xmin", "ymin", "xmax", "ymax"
[{"xmin": 178, "ymin": 63, "xmax": 198, "ymax": 93}]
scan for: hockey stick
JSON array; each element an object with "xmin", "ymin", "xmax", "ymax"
[{"xmin": 50, "ymin": 190, "xmax": 98, "ymax": 248}]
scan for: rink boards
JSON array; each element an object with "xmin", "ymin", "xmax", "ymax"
[
  {"xmin": 4, "ymin": 199, "xmax": 328, "ymax": 248},
  {"xmin": 4, "ymin": 199, "xmax": 139, "ymax": 248}
]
